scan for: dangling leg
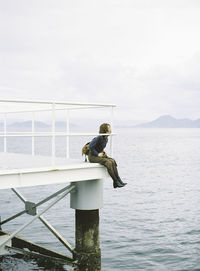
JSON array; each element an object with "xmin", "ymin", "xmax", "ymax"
[
  {"xmin": 107, "ymin": 167, "xmax": 124, "ymax": 188},
  {"xmin": 88, "ymin": 153, "xmax": 125, "ymax": 189},
  {"xmin": 108, "ymin": 158, "xmax": 127, "ymax": 186},
  {"xmin": 105, "ymin": 160, "xmax": 125, "ymax": 188}
]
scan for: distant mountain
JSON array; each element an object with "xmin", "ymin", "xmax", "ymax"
[
  {"xmin": 1, "ymin": 116, "xmax": 199, "ymax": 130},
  {"xmin": 0, "ymin": 121, "xmax": 77, "ymax": 131},
  {"xmin": 8, "ymin": 121, "xmax": 50, "ymax": 129},
  {"xmin": 134, "ymin": 115, "xmax": 200, "ymax": 128}
]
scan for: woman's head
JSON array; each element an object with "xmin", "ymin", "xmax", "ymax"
[{"xmin": 99, "ymin": 123, "xmax": 111, "ymax": 134}]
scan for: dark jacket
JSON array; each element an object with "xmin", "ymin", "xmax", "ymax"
[{"xmin": 89, "ymin": 135, "xmax": 108, "ymax": 156}]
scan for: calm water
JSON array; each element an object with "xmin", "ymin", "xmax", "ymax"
[{"xmin": 0, "ymin": 128, "xmax": 200, "ymax": 271}]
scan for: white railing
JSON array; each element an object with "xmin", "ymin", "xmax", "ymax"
[{"xmin": 0, "ymin": 99, "xmax": 116, "ymax": 165}]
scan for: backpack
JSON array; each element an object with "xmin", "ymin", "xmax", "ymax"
[{"xmin": 82, "ymin": 142, "xmax": 90, "ymax": 162}]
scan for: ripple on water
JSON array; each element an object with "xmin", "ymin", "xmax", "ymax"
[
  {"xmin": 1, "ymin": 129, "xmax": 200, "ymax": 270},
  {"xmin": 185, "ymin": 229, "xmax": 200, "ymax": 235},
  {"xmin": 0, "ymin": 255, "xmax": 71, "ymax": 271}
]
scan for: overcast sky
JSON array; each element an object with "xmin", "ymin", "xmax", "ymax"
[{"xmin": 0, "ymin": 0, "xmax": 200, "ymax": 122}]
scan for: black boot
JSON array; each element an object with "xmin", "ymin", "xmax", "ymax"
[
  {"xmin": 113, "ymin": 179, "xmax": 125, "ymax": 188},
  {"xmin": 111, "ymin": 164, "xmax": 127, "ymax": 186},
  {"xmin": 107, "ymin": 167, "xmax": 126, "ymax": 188},
  {"xmin": 118, "ymin": 178, "xmax": 127, "ymax": 186}
]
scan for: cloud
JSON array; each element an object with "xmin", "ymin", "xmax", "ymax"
[{"xmin": 0, "ymin": 0, "xmax": 200, "ymax": 121}]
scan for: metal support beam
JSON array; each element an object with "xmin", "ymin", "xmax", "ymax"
[
  {"xmin": 11, "ymin": 188, "xmax": 26, "ymax": 203},
  {"xmin": 0, "ymin": 185, "xmax": 75, "ymax": 251},
  {"xmin": 5, "ymin": 245, "xmax": 74, "ymax": 266},
  {"xmin": 1, "ymin": 185, "xmax": 73, "ymax": 226},
  {"xmin": 39, "ymin": 215, "xmax": 74, "ymax": 254},
  {"xmin": 1, "ymin": 229, "xmax": 73, "ymax": 262},
  {"xmin": 1, "ymin": 185, "xmax": 75, "ymax": 254},
  {"xmin": 0, "ymin": 210, "xmax": 25, "ymax": 226}
]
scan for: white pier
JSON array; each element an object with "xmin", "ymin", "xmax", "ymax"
[
  {"xmin": 0, "ymin": 99, "xmax": 116, "ymax": 270},
  {"xmin": 0, "ymin": 152, "xmax": 108, "ymax": 190}
]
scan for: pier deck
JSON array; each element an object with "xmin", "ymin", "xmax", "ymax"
[{"xmin": 0, "ymin": 152, "xmax": 108, "ymax": 190}]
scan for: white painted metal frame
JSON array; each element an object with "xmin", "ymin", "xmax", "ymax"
[
  {"xmin": 0, "ymin": 99, "xmax": 115, "ymax": 259},
  {"xmin": 0, "ymin": 99, "xmax": 116, "ymax": 165},
  {"xmin": 0, "ymin": 184, "xmax": 76, "ymax": 255}
]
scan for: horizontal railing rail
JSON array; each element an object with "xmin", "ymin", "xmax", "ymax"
[
  {"xmin": 0, "ymin": 98, "xmax": 116, "ymax": 106},
  {"xmin": 0, "ymin": 132, "xmax": 116, "ymax": 137},
  {"xmin": 0, "ymin": 99, "xmax": 116, "ymax": 163}
]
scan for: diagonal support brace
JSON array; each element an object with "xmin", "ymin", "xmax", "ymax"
[
  {"xmin": 0, "ymin": 184, "xmax": 73, "ymax": 225},
  {"xmin": 0, "ymin": 184, "xmax": 75, "ymax": 252},
  {"xmin": 39, "ymin": 215, "xmax": 74, "ymax": 253}
]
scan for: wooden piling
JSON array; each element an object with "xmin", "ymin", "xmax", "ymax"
[{"xmin": 74, "ymin": 209, "xmax": 101, "ymax": 271}]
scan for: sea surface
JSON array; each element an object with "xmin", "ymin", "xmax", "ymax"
[{"xmin": 0, "ymin": 128, "xmax": 200, "ymax": 271}]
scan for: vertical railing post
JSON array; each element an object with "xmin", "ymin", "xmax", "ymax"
[
  {"xmin": 4, "ymin": 113, "xmax": 7, "ymax": 153},
  {"xmin": 110, "ymin": 106, "xmax": 114, "ymax": 157},
  {"xmin": 32, "ymin": 112, "xmax": 35, "ymax": 156},
  {"xmin": 52, "ymin": 103, "xmax": 56, "ymax": 166},
  {"xmin": 66, "ymin": 109, "xmax": 70, "ymax": 159}
]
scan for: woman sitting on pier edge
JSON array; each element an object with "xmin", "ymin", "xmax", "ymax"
[{"xmin": 88, "ymin": 123, "xmax": 127, "ymax": 188}]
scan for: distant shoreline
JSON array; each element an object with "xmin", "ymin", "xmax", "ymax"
[{"xmin": 0, "ymin": 115, "xmax": 200, "ymax": 129}]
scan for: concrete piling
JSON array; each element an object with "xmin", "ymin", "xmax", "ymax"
[
  {"xmin": 73, "ymin": 209, "xmax": 101, "ymax": 271},
  {"xmin": 70, "ymin": 180, "xmax": 103, "ymax": 269}
]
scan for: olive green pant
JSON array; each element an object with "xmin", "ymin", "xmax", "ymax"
[{"xmin": 88, "ymin": 152, "xmax": 119, "ymax": 183}]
